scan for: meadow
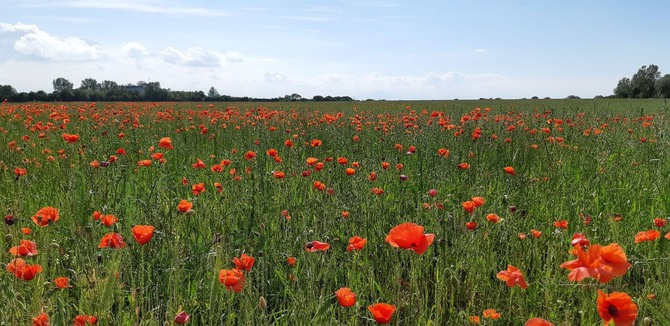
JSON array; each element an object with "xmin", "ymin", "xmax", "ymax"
[{"xmin": 1, "ymin": 98, "xmax": 669, "ymax": 325}]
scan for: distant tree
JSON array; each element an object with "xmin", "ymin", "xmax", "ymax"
[
  {"xmin": 0, "ymin": 85, "xmax": 17, "ymax": 99},
  {"xmin": 565, "ymin": 95, "xmax": 581, "ymax": 99},
  {"xmin": 80, "ymin": 78, "xmax": 99, "ymax": 91},
  {"xmin": 593, "ymin": 95, "xmax": 605, "ymax": 99},
  {"xmin": 144, "ymin": 82, "xmax": 169, "ymax": 101},
  {"xmin": 614, "ymin": 77, "xmax": 633, "ymax": 98},
  {"xmin": 630, "ymin": 64, "xmax": 660, "ymax": 98},
  {"xmin": 655, "ymin": 74, "xmax": 670, "ymax": 98},
  {"xmin": 52, "ymin": 77, "xmax": 74, "ymax": 93},
  {"xmin": 312, "ymin": 95, "xmax": 324, "ymax": 101},
  {"xmin": 100, "ymin": 80, "xmax": 119, "ymax": 91},
  {"xmin": 531, "ymin": 96, "xmax": 539, "ymax": 99},
  {"xmin": 207, "ymin": 87, "xmax": 220, "ymax": 98}
]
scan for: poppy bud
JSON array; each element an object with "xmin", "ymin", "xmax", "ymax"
[
  {"xmin": 258, "ymin": 296, "xmax": 267, "ymax": 311},
  {"xmin": 50, "ymin": 242, "xmax": 60, "ymax": 250},
  {"xmin": 100, "ymin": 161, "xmax": 110, "ymax": 167},
  {"xmin": 508, "ymin": 206, "xmax": 517, "ymax": 213},
  {"xmin": 185, "ymin": 209, "xmax": 195, "ymax": 216},
  {"xmin": 174, "ymin": 311, "xmax": 190, "ymax": 324},
  {"xmin": 4, "ymin": 215, "xmax": 15, "ymax": 225},
  {"xmin": 644, "ymin": 317, "xmax": 652, "ymax": 326},
  {"xmin": 4, "ymin": 233, "xmax": 13, "ymax": 243},
  {"xmin": 399, "ymin": 174, "xmax": 408, "ymax": 181}
]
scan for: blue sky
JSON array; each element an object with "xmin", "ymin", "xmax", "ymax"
[{"xmin": 1, "ymin": 0, "xmax": 669, "ymax": 100}]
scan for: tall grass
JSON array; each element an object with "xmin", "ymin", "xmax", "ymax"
[{"xmin": 0, "ymin": 100, "xmax": 668, "ymax": 325}]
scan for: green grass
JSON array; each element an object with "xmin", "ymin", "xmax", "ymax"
[{"xmin": 1, "ymin": 99, "xmax": 669, "ymax": 325}]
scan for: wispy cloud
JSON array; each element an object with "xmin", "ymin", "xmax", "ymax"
[
  {"xmin": 280, "ymin": 16, "xmax": 333, "ymax": 22},
  {"xmin": 161, "ymin": 47, "xmax": 244, "ymax": 68},
  {"xmin": 474, "ymin": 48, "xmax": 490, "ymax": 53},
  {"xmin": 19, "ymin": 1, "xmax": 227, "ymax": 17}
]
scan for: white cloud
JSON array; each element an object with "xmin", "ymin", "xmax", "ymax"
[
  {"xmin": 18, "ymin": 1, "xmax": 227, "ymax": 17},
  {"xmin": 280, "ymin": 16, "xmax": 333, "ymax": 22},
  {"xmin": 0, "ymin": 22, "xmax": 103, "ymax": 61},
  {"xmin": 0, "ymin": 22, "xmax": 40, "ymax": 34},
  {"xmin": 161, "ymin": 47, "xmax": 243, "ymax": 67},
  {"xmin": 265, "ymin": 72, "xmax": 287, "ymax": 83},
  {"xmin": 121, "ymin": 42, "xmax": 149, "ymax": 58},
  {"xmin": 474, "ymin": 48, "xmax": 490, "ymax": 53}
]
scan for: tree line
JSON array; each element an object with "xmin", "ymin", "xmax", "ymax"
[
  {"xmin": 613, "ymin": 64, "xmax": 670, "ymax": 98},
  {"xmin": 0, "ymin": 77, "xmax": 353, "ymax": 102}
]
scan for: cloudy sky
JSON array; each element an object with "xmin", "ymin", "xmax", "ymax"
[{"xmin": 1, "ymin": 0, "xmax": 669, "ymax": 100}]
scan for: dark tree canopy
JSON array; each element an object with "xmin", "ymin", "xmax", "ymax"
[{"xmin": 614, "ymin": 64, "xmax": 664, "ymax": 98}]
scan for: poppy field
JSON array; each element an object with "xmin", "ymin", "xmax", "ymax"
[{"xmin": 1, "ymin": 99, "xmax": 670, "ymax": 325}]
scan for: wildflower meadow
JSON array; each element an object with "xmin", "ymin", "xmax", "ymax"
[{"xmin": 1, "ymin": 99, "xmax": 669, "ymax": 325}]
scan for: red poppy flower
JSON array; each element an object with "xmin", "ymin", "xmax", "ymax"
[
  {"xmin": 192, "ymin": 183, "xmax": 205, "ymax": 195},
  {"xmin": 9, "ymin": 239, "xmax": 39, "ymax": 256},
  {"xmin": 192, "ymin": 158, "xmax": 206, "ymax": 169},
  {"xmin": 503, "ymin": 166, "xmax": 516, "ymax": 175},
  {"xmin": 553, "ymin": 220, "xmax": 568, "ymax": 229},
  {"xmin": 305, "ymin": 241, "xmax": 330, "ymax": 252},
  {"xmin": 462, "ymin": 201, "xmax": 476, "ymax": 214},
  {"xmin": 174, "ymin": 311, "xmax": 190, "ymax": 324},
  {"xmin": 244, "ymin": 151, "xmax": 256, "ymax": 160},
  {"xmin": 218, "ymin": 268, "xmax": 245, "ymax": 292},
  {"xmin": 232, "ymin": 253, "xmax": 255, "ymax": 272},
  {"xmin": 14, "ymin": 167, "xmax": 27, "ymax": 177},
  {"xmin": 32, "ymin": 313, "xmax": 49, "ymax": 326},
  {"xmin": 55, "ymin": 276, "xmax": 70, "ymax": 289},
  {"xmin": 496, "ymin": 264, "xmax": 529, "ymax": 289},
  {"xmin": 385, "ymin": 222, "xmax": 434, "ymax": 255},
  {"xmin": 560, "ymin": 243, "xmax": 631, "ymax": 283},
  {"xmin": 653, "ymin": 218, "xmax": 667, "ymax": 228},
  {"xmin": 32, "ymin": 206, "xmax": 59, "ymax": 227},
  {"xmin": 100, "ymin": 214, "xmax": 118, "ymax": 227},
  {"xmin": 132, "ymin": 225, "xmax": 155, "ymax": 245},
  {"xmin": 178, "ymin": 199, "xmax": 193, "ymax": 213},
  {"xmin": 62, "ymin": 133, "xmax": 80, "ymax": 143},
  {"xmin": 287, "ymin": 257, "xmax": 297, "ymax": 266},
  {"xmin": 465, "ymin": 221, "xmax": 477, "ymax": 230},
  {"xmin": 486, "ymin": 213, "xmax": 501, "ymax": 224},
  {"xmin": 336, "ymin": 287, "xmax": 356, "ymax": 307},
  {"xmin": 73, "ymin": 315, "xmax": 98, "ymax": 326},
  {"xmin": 346, "ymin": 236, "xmax": 367, "ymax": 252},
  {"xmin": 273, "ymin": 171, "xmax": 285, "ymax": 179},
  {"xmin": 98, "ymin": 233, "xmax": 126, "ymax": 249},
  {"xmin": 634, "ymin": 229, "xmax": 661, "ymax": 243},
  {"xmin": 6, "ymin": 258, "xmax": 42, "ymax": 280},
  {"xmin": 311, "ymin": 139, "xmax": 322, "ymax": 147},
  {"xmin": 368, "ymin": 303, "xmax": 396, "ymax": 324},
  {"xmin": 381, "ymin": 162, "xmax": 390, "ymax": 170},
  {"xmin": 345, "ymin": 168, "xmax": 356, "ymax": 176},
  {"xmin": 266, "ymin": 148, "xmax": 278, "ymax": 157},
  {"xmin": 158, "ymin": 137, "xmax": 173, "ymax": 150},
  {"xmin": 483, "ymin": 309, "xmax": 501, "ymax": 319},
  {"xmin": 472, "ymin": 196, "xmax": 485, "ymax": 207},
  {"xmin": 457, "ymin": 162, "xmax": 470, "ymax": 170},
  {"xmin": 571, "ymin": 232, "xmax": 590, "ymax": 246},
  {"xmin": 597, "ymin": 290, "xmax": 638, "ymax": 326},
  {"xmin": 525, "ymin": 318, "xmax": 555, "ymax": 326},
  {"xmin": 527, "ymin": 229, "xmax": 541, "ymax": 239},
  {"xmin": 469, "ymin": 315, "xmax": 481, "ymax": 324},
  {"xmin": 137, "ymin": 159, "xmax": 152, "ymax": 167}
]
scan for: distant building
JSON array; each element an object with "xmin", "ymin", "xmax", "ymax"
[{"xmin": 123, "ymin": 85, "xmax": 145, "ymax": 94}]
